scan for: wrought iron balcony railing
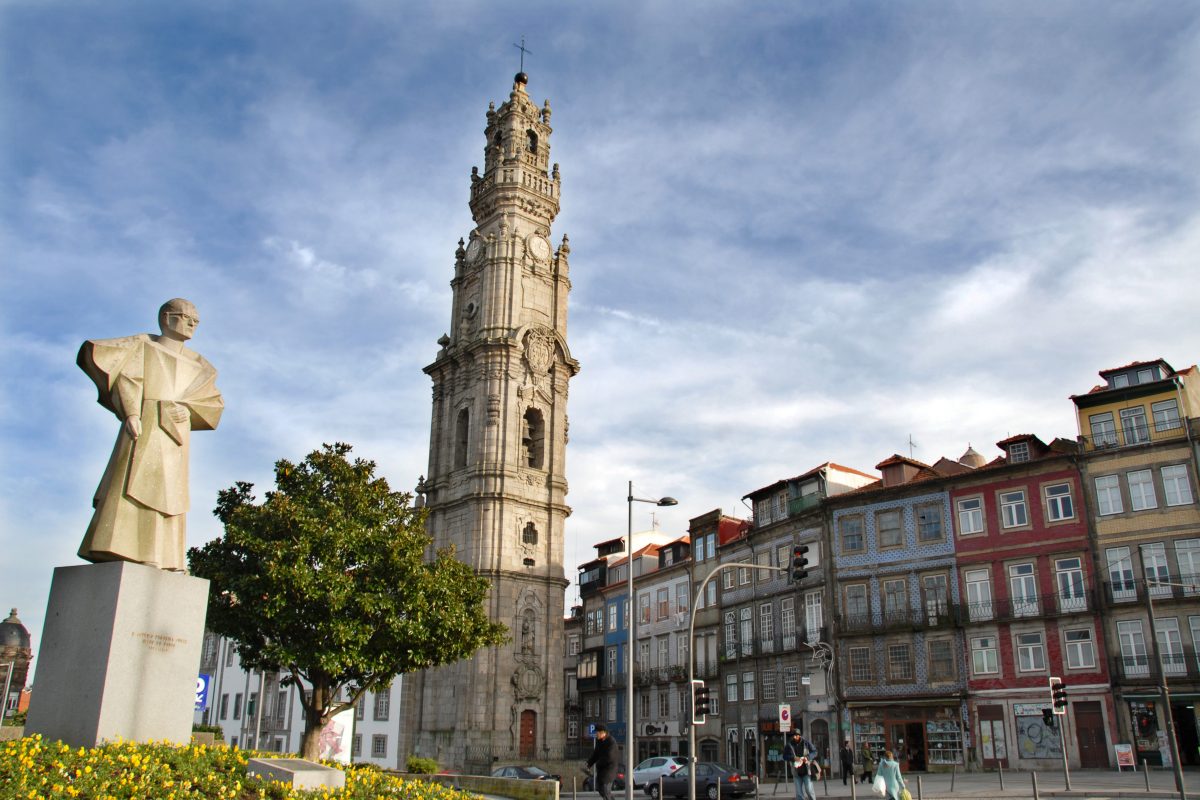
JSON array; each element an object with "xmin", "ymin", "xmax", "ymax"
[{"xmin": 1104, "ymin": 575, "xmax": 1200, "ymax": 605}]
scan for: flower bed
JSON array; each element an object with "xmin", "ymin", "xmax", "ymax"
[{"xmin": 0, "ymin": 735, "xmax": 483, "ymax": 800}]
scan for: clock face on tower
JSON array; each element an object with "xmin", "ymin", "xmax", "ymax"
[
  {"xmin": 527, "ymin": 235, "xmax": 551, "ymax": 263},
  {"xmin": 465, "ymin": 237, "xmax": 484, "ymax": 263}
]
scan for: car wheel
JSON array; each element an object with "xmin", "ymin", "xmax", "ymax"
[
  {"xmin": 648, "ymin": 785, "xmax": 660, "ymax": 800},
  {"xmin": 706, "ymin": 785, "xmax": 718, "ymax": 800}
]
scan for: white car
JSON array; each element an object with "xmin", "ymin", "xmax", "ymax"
[{"xmin": 634, "ymin": 756, "xmax": 687, "ymax": 789}]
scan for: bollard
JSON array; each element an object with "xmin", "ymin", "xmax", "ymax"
[
  {"xmin": 717, "ymin": 772, "xmax": 722, "ymax": 800},
  {"xmin": 999, "ymin": 764, "xmax": 1005, "ymax": 791},
  {"xmin": 850, "ymin": 771, "xmax": 857, "ymax": 800},
  {"xmin": 1032, "ymin": 771, "xmax": 1039, "ymax": 800},
  {"xmin": 1144, "ymin": 759, "xmax": 1151, "ymax": 793},
  {"xmin": 916, "ymin": 774, "xmax": 923, "ymax": 800},
  {"xmin": 950, "ymin": 763, "xmax": 956, "ymax": 793},
  {"xmin": 660, "ymin": 776, "xmax": 664, "ymax": 800},
  {"xmin": 573, "ymin": 776, "xmax": 577, "ymax": 800},
  {"xmin": 753, "ymin": 774, "xmax": 758, "ymax": 800}
]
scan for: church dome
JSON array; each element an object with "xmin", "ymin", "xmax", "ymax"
[
  {"xmin": 0, "ymin": 608, "xmax": 30, "ymax": 650},
  {"xmin": 959, "ymin": 445, "xmax": 986, "ymax": 469}
]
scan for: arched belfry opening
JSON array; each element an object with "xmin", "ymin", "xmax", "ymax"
[
  {"xmin": 522, "ymin": 522, "xmax": 538, "ymax": 545},
  {"xmin": 522, "ymin": 408, "xmax": 545, "ymax": 469},
  {"xmin": 526, "ymin": 129, "xmax": 538, "ymax": 154},
  {"xmin": 454, "ymin": 408, "xmax": 470, "ymax": 468}
]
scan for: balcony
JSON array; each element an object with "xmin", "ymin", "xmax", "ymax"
[
  {"xmin": 838, "ymin": 603, "xmax": 959, "ymax": 635},
  {"xmin": 1112, "ymin": 648, "xmax": 1200, "ymax": 683},
  {"xmin": 720, "ymin": 626, "xmax": 829, "ymax": 660},
  {"xmin": 1081, "ymin": 417, "xmax": 1186, "ymax": 451},
  {"xmin": 960, "ymin": 590, "xmax": 1094, "ymax": 624},
  {"xmin": 788, "ymin": 493, "xmax": 821, "ymax": 516},
  {"xmin": 1104, "ymin": 576, "xmax": 1200, "ymax": 606}
]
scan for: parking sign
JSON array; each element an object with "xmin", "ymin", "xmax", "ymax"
[
  {"xmin": 779, "ymin": 704, "xmax": 791, "ymax": 732},
  {"xmin": 195, "ymin": 674, "xmax": 211, "ymax": 711}
]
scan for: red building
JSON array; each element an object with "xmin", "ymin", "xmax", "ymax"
[{"xmin": 951, "ymin": 435, "xmax": 1115, "ymax": 770}]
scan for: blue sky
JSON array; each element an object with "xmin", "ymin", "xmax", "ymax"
[{"xmin": 3, "ymin": 1, "xmax": 1199, "ymax": 669}]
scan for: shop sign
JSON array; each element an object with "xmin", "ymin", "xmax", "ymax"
[
  {"xmin": 1114, "ymin": 744, "xmax": 1136, "ymax": 769},
  {"xmin": 1013, "ymin": 703, "xmax": 1050, "ymax": 716}
]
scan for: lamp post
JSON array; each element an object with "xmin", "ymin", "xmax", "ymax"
[
  {"xmin": 627, "ymin": 482, "xmax": 677, "ymax": 800},
  {"xmin": 1143, "ymin": 579, "xmax": 1189, "ymax": 800}
]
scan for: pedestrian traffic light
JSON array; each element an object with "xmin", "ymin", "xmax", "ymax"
[
  {"xmin": 1049, "ymin": 676, "xmax": 1068, "ymax": 715},
  {"xmin": 791, "ymin": 545, "xmax": 810, "ymax": 582},
  {"xmin": 1042, "ymin": 708, "xmax": 1056, "ymax": 728},
  {"xmin": 691, "ymin": 679, "xmax": 711, "ymax": 724}
]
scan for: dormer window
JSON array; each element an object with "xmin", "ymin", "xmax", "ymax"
[
  {"xmin": 1112, "ymin": 373, "xmax": 1129, "ymax": 388},
  {"xmin": 1137, "ymin": 367, "xmax": 1157, "ymax": 383},
  {"xmin": 1008, "ymin": 441, "xmax": 1030, "ymax": 463}
]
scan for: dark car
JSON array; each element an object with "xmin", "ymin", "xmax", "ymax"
[
  {"xmin": 647, "ymin": 763, "xmax": 754, "ymax": 800},
  {"xmin": 491, "ymin": 765, "xmax": 562, "ymax": 782}
]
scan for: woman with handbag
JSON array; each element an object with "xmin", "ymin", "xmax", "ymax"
[
  {"xmin": 873, "ymin": 750, "xmax": 907, "ymax": 800},
  {"xmin": 858, "ymin": 743, "xmax": 875, "ymax": 784}
]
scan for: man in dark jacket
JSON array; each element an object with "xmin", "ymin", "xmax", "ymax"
[
  {"xmin": 839, "ymin": 739, "xmax": 854, "ymax": 785},
  {"xmin": 782, "ymin": 729, "xmax": 819, "ymax": 800},
  {"xmin": 586, "ymin": 724, "xmax": 620, "ymax": 800}
]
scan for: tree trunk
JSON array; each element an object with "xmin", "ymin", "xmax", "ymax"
[{"xmin": 301, "ymin": 720, "xmax": 325, "ymax": 761}]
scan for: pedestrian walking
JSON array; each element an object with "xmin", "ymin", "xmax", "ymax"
[
  {"xmin": 839, "ymin": 739, "xmax": 854, "ymax": 786},
  {"xmin": 874, "ymin": 749, "xmax": 907, "ymax": 800},
  {"xmin": 859, "ymin": 742, "xmax": 875, "ymax": 784},
  {"xmin": 585, "ymin": 724, "xmax": 619, "ymax": 800},
  {"xmin": 782, "ymin": 728, "xmax": 819, "ymax": 800}
]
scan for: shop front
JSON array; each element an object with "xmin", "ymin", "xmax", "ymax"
[
  {"xmin": 1126, "ymin": 695, "xmax": 1200, "ymax": 768},
  {"xmin": 850, "ymin": 703, "xmax": 965, "ymax": 773}
]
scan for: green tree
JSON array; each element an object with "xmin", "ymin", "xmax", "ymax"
[{"xmin": 188, "ymin": 443, "xmax": 508, "ymax": 760}]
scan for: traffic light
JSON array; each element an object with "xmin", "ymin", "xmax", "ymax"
[
  {"xmin": 791, "ymin": 545, "xmax": 810, "ymax": 582},
  {"xmin": 691, "ymin": 679, "xmax": 711, "ymax": 724},
  {"xmin": 1042, "ymin": 708, "xmax": 1056, "ymax": 728},
  {"xmin": 1050, "ymin": 676, "xmax": 1068, "ymax": 715}
]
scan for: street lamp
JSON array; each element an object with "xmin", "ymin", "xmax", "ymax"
[{"xmin": 627, "ymin": 482, "xmax": 677, "ymax": 800}]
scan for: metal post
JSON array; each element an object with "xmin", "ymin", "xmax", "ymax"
[
  {"xmin": 850, "ymin": 770, "xmax": 856, "ymax": 800},
  {"xmin": 1144, "ymin": 759, "xmax": 1151, "ymax": 792},
  {"xmin": 998, "ymin": 764, "xmax": 1005, "ymax": 790},
  {"xmin": 627, "ymin": 480, "xmax": 635, "ymax": 800},
  {"xmin": 1031, "ymin": 771, "xmax": 1039, "ymax": 800},
  {"xmin": 916, "ymin": 774, "xmax": 922, "ymax": 800},
  {"xmin": 1145, "ymin": 581, "xmax": 1188, "ymax": 800},
  {"xmin": 950, "ymin": 763, "xmax": 956, "ymax": 793},
  {"xmin": 660, "ymin": 776, "xmax": 664, "ymax": 800},
  {"xmin": 1057, "ymin": 714, "xmax": 1071, "ymax": 791}
]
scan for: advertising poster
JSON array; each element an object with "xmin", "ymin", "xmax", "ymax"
[{"xmin": 318, "ymin": 707, "xmax": 355, "ymax": 764}]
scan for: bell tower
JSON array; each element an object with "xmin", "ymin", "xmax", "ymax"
[{"xmin": 402, "ymin": 71, "xmax": 577, "ymax": 769}]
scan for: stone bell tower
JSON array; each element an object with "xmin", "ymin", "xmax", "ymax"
[{"xmin": 401, "ymin": 71, "xmax": 577, "ymax": 769}]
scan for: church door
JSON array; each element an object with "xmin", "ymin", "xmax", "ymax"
[{"xmin": 520, "ymin": 710, "xmax": 537, "ymax": 759}]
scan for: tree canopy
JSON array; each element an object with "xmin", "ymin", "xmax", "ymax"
[{"xmin": 188, "ymin": 443, "xmax": 508, "ymax": 759}]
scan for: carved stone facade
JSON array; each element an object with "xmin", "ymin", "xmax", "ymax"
[{"xmin": 401, "ymin": 72, "xmax": 577, "ymax": 770}]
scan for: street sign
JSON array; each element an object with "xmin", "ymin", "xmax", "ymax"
[
  {"xmin": 588, "ymin": 722, "xmax": 597, "ymax": 737},
  {"xmin": 779, "ymin": 704, "xmax": 792, "ymax": 733},
  {"xmin": 195, "ymin": 674, "xmax": 211, "ymax": 711}
]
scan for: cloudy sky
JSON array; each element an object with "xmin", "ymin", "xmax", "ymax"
[{"xmin": 3, "ymin": 1, "xmax": 1199, "ymax": 667}]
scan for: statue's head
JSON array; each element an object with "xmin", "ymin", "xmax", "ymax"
[{"xmin": 158, "ymin": 298, "xmax": 199, "ymax": 342}]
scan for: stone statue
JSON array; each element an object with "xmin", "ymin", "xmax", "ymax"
[{"xmin": 76, "ymin": 298, "xmax": 223, "ymax": 572}]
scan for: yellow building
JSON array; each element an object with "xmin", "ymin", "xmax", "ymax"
[{"xmin": 1071, "ymin": 358, "xmax": 1200, "ymax": 767}]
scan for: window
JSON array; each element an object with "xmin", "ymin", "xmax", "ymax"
[
  {"xmin": 607, "ymin": 647, "xmax": 617, "ymax": 677},
  {"xmin": 965, "ymin": 569, "xmax": 993, "ymax": 621},
  {"xmin": 739, "ymin": 608, "xmax": 753, "ymax": 656},
  {"xmin": 1008, "ymin": 441, "xmax": 1030, "ymax": 463},
  {"xmin": 1121, "ymin": 407, "xmax": 1150, "ymax": 445},
  {"xmin": 776, "ymin": 544, "xmax": 791, "ymax": 572},
  {"xmin": 722, "ymin": 569, "xmax": 735, "ymax": 590},
  {"xmin": 657, "ymin": 588, "xmax": 670, "ymax": 620},
  {"xmin": 522, "ymin": 522, "xmax": 538, "ymax": 545},
  {"xmin": 657, "ymin": 639, "xmax": 669, "ymax": 669},
  {"xmin": 1095, "ymin": 475, "xmax": 1124, "ymax": 515},
  {"xmin": 1128, "ymin": 470, "xmax": 1158, "ymax": 511},
  {"xmin": 639, "ymin": 593, "xmax": 651, "ymax": 624},
  {"xmin": 637, "ymin": 641, "xmax": 650, "ymax": 672},
  {"xmin": 957, "ymin": 497, "xmax": 984, "ymax": 534},
  {"xmin": 742, "ymin": 671, "xmax": 755, "ymax": 701},
  {"xmin": 844, "ymin": 584, "xmax": 869, "ymax": 621},
  {"xmin": 999, "ymin": 490, "xmax": 1029, "ymax": 528},
  {"xmin": 725, "ymin": 673, "xmax": 738, "ymax": 702},
  {"xmin": 922, "ymin": 574, "xmax": 949, "ymax": 621},
  {"xmin": 783, "ymin": 671, "xmax": 799, "ymax": 697},
  {"xmin": 374, "ymin": 689, "xmax": 390, "ymax": 721},
  {"xmin": 1113, "ymin": 373, "xmax": 1130, "ymax": 388},
  {"xmin": 1016, "ymin": 632, "xmax": 1046, "ymax": 672},
  {"xmin": 708, "ymin": 691, "xmax": 720, "ymax": 717},
  {"xmin": 1009, "ymin": 563, "xmax": 1038, "ymax": 616},
  {"xmin": 1055, "ymin": 557, "xmax": 1087, "ymax": 612},
  {"xmin": 569, "ymin": 635, "xmax": 581, "ymax": 655},
  {"xmin": 568, "ymin": 719, "xmax": 579, "ymax": 740},
  {"xmin": 225, "ymin": 644, "xmax": 235, "ymax": 668},
  {"xmin": 839, "ymin": 515, "xmax": 864, "ymax": 552},
  {"xmin": 849, "ymin": 646, "xmax": 873, "ymax": 683},
  {"xmin": 724, "ymin": 611, "xmax": 737, "ymax": 658},
  {"xmin": 1164, "ymin": 465, "xmax": 1195, "ymax": 506},
  {"xmin": 1153, "ymin": 399, "xmax": 1182, "ymax": 432},
  {"xmin": 1064, "ymin": 629, "xmax": 1096, "ymax": 669},
  {"xmin": 677, "ymin": 634, "xmax": 688, "ymax": 667},
  {"xmin": 804, "ymin": 591, "xmax": 823, "ymax": 642},
  {"xmin": 1142, "ymin": 543, "xmax": 1170, "ymax": 597},
  {"xmin": 607, "ymin": 695, "xmax": 617, "ymax": 721},
  {"xmin": 706, "ymin": 582, "xmax": 717, "ymax": 608},
  {"xmin": 971, "ymin": 637, "xmax": 998, "ymax": 674},
  {"xmin": 1045, "ymin": 483, "xmax": 1074, "ymax": 521},
  {"xmin": 877, "ymin": 510, "xmax": 903, "ymax": 548},
  {"xmin": 219, "ymin": 693, "xmax": 229, "ymax": 720},
  {"xmin": 1090, "ymin": 412, "xmax": 1117, "ymax": 447},
  {"xmin": 928, "ymin": 639, "xmax": 954, "ymax": 681},
  {"xmin": 233, "ymin": 693, "xmax": 243, "ymax": 720},
  {"xmin": 759, "ymin": 603, "xmax": 774, "ymax": 650},
  {"xmin": 352, "ymin": 734, "xmax": 362, "ymax": 758},
  {"xmin": 917, "ymin": 504, "xmax": 943, "ymax": 542},
  {"xmin": 755, "ymin": 550, "xmax": 772, "ymax": 579},
  {"xmin": 640, "ymin": 694, "xmax": 650, "ymax": 718},
  {"xmin": 356, "ymin": 694, "xmax": 366, "ymax": 720},
  {"xmin": 762, "ymin": 670, "xmax": 777, "ymax": 701},
  {"xmin": 883, "ymin": 579, "xmax": 907, "ymax": 622},
  {"xmin": 1176, "ymin": 540, "xmax": 1200, "ymax": 593},
  {"xmin": 888, "ymin": 644, "xmax": 913, "ymax": 681},
  {"xmin": 676, "ymin": 582, "xmax": 689, "ymax": 615},
  {"xmin": 781, "ymin": 598, "xmax": 796, "ymax": 649},
  {"xmin": 1157, "ymin": 618, "xmax": 1185, "ymax": 675},
  {"xmin": 659, "ymin": 691, "xmax": 670, "ymax": 717},
  {"xmin": 738, "ymin": 561, "xmax": 751, "ymax": 586},
  {"xmin": 1117, "ymin": 620, "xmax": 1149, "ymax": 676},
  {"xmin": 1107, "ymin": 546, "xmax": 1136, "ymax": 601},
  {"xmin": 372, "ymin": 734, "xmax": 387, "ymax": 758}
]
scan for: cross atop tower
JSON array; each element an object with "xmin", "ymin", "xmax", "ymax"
[{"xmin": 513, "ymin": 35, "xmax": 532, "ymax": 73}]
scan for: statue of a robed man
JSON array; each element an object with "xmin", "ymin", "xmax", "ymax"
[{"xmin": 77, "ymin": 298, "xmax": 223, "ymax": 572}]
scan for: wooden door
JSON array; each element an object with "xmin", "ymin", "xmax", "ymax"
[
  {"xmin": 1073, "ymin": 702, "xmax": 1109, "ymax": 768},
  {"xmin": 520, "ymin": 710, "xmax": 537, "ymax": 759},
  {"xmin": 978, "ymin": 705, "xmax": 1009, "ymax": 769}
]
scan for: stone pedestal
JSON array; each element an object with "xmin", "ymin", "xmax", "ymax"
[
  {"xmin": 248, "ymin": 758, "xmax": 347, "ymax": 791},
  {"xmin": 26, "ymin": 561, "xmax": 209, "ymax": 748}
]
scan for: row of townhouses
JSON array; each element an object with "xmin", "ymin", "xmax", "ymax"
[{"xmin": 565, "ymin": 358, "xmax": 1200, "ymax": 776}]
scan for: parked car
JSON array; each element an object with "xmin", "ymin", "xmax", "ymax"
[
  {"xmin": 646, "ymin": 763, "xmax": 754, "ymax": 800},
  {"xmin": 491, "ymin": 765, "xmax": 562, "ymax": 782},
  {"xmin": 633, "ymin": 756, "xmax": 687, "ymax": 788}
]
